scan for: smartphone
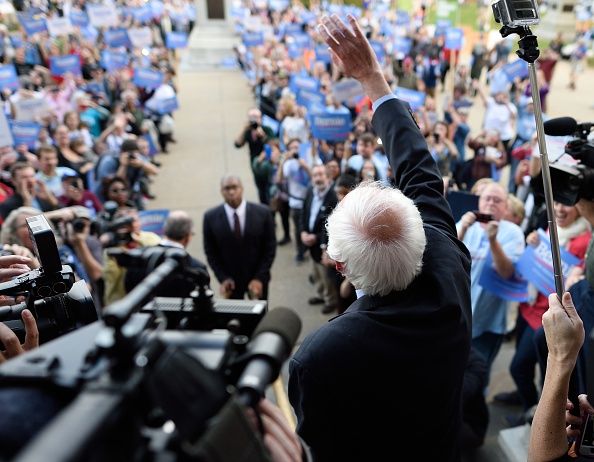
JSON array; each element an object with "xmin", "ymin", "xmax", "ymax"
[
  {"xmin": 473, "ymin": 211, "xmax": 494, "ymax": 223},
  {"xmin": 578, "ymin": 414, "xmax": 594, "ymax": 458}
]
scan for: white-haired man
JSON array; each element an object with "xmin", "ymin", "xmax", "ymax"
[{"xmin": 288, "ymin": 15, "xmax": 471, "ymax": 462}]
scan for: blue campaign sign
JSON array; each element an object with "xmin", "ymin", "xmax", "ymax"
[
  {"xmin": 370, "ymin": 40, "xmax": 385, "ymax": 62},
  {"xmin": 290, "ymin": 74, "xmax": 319, "ymax": 94},
  {"xmin": 104, "ymin": 28, "xmax": 131, "ymax": 48},
  {"xmin": 242, "ymin": 32, "xmax": 264, "ymax": 47},
  {"xmin": 262, "ymin": 114, "xmax": 279, "ymax": 135},
  {"xmin": 101, "ymin": 50, "xmax": 129, "ymax": 71},
  {"xmin": 394, "ymin": 87, "xmax": 426, "ymax": 110},
  {"xmin": 139, "ymin": 209, "xmax": 170, "ymax": 236},
  {"xmin": 393, "ymin": 37, "xmax": 412, "ymax": 55},
  {"xmin": 445, "ymin": 28, "xmax": 464, "ymax": 50},
  {"xmin": 133, "ymin": 68, "xmax": 164, "ymax": 89},
  {"xmin": 395, "ymin": 10, "xmax": 410, "ymax": 25},
  {"xmin": 292, "ymin": 33, "xmax": 311, "ymax": 48},
  {"xmin": 156, "ymin": 96, "xmax": 179, "ymax": 114},
  {"xmin": 50, "ymin": 55, "xmax": 82, "ymax": 76},
  {"xmin": 10, "ymin": 121, "xmax": 40, "ymax": 149},
  {"xmin": 435, "ymin": 19, "xmax": 451, "ymax": 36},
  {"xmin": 296, "ymin": 89, "xmax": 326, "ymax": 110},
  {"xmin": 298, "ymin": 141, "xmax": 311, "ymax": 161},
  {"xmin": 151, "ymin": 1, "xmax": 165, "ymax": 18},
  {"xmin": 70, "ymin": 9, "xmax": 89, "ymax": 28},
  {"xmin": 284, "ymin": 22, "xmax": 303, "ymax": 36},
  {"xmin": 332, "ymin": 78, "xmax": 364, "ymax": 103},
  {"xmin": 166, "ymin": 31, "xmax": 189, "ymax": 49},
  {"xmin": 81, "ymin": 25, "xmax": 99, "ymax": 43},
  {"xmin": 310, "ymin": 113, "xmax": 352, "ymax": 141},
  {"xmin": 502, "ymin": 59, "xmax": 529, "ymax": 82},
  {"xmin": 0, "ymin": 65, "xmax": 20, "ymax": 91},
  {"xmin": 287, "ymin": 43, "xmax": 303, "ymax": 59},
  {"xmin": 516, "ymin": 229, "xmax": 581, "ymax": 297},
  {"xmin": 132, "ymin": 5, "xmax": 152, "ymax": 23},
  {"xmin": 479, "ymin": 253, "xmax": 529, "ymax": 302},
  {"xmin": 10, "ymin": 33, "xmax": 23, "ymax": 48},
  {"xmin": 269, "ymin": 0, "xmax": 290, "ymax": 11},
  {"xmin": 300, "ymin": 10, "xmax": 317, "ymax": 23},
  {"xmin": 18, "ymin": 14, "xmax": 47, "ymax": 35},
  {"xmin": 315, "ymin": 45, "xmax": 331, "ymax": 64}
]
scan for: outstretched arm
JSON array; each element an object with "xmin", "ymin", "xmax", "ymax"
[{"xmin": 318, "ymin": 15, "xmax": 457, "ymax": 237}]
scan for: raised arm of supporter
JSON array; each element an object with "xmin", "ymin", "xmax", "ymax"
[
  {"xmin": 487, "ymin": 222, "xmax": 516, "ymax": 279},
  {"xmin": 529, "ymin": 293, "xmax": 584, "ymax": 462},
  {"xmin": 473, "ymin": 80, "xmax": 488, "ymax": 106},
  {"xmin": 317, "ymin": 14, "xmax": 457, "ymax": 236}
]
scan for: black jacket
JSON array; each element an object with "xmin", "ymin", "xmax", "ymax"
[
  {"xmin": 288, "ymin": 98, "xmax": 472, "ymax": 462},
  {"xmin": 300, "ymin": 186, "xmax": 337, "ymax": 263},
  {"xmin": 203, "ymin": 202, "xmax": 276, "ymax": 293}
]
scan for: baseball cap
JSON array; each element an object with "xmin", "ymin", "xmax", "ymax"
[{"xmin": 120, "ymin": 139, "xmax": 139, "ymax": 153}]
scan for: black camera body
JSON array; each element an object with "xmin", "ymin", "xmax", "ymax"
[
  {"xmin": 492, "ymin": 0, "xmax": 539, "ymax": 27},
  {"xmin": 533, "ymin": 118, "xmax": 594, "ymax": 205},
  {"xmin": 0, "ymin": 215, "xmax": 99, "ymax": 345}
]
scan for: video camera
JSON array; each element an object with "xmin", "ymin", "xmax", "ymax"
[
  {"xmin": 0, "ymin": 245, "xmax": 302, "ymax": 461},
  {"xmin": 0, "ymin": 215, "xmax": 98, "ymax": 344},
  {"xmin": 531, "ymin": 117, "xmax": 594, "ymax": 205},
  {"xmin": 492, "ymin": 0, "xmax": 539, "ymax": 28},
  {"xmin": 71, "ymin": 201, "xmax": 135, "ymax": 247}
]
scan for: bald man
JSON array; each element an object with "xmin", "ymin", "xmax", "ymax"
[
  {"xmin": 203, "ymin": 175, "xmax": 276, "ymax": 300},
  {"xmin": 457, "ymin": 182, "xmax": 525, "ymax": 374}
]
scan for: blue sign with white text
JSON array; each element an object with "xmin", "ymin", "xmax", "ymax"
[
  {"xmin": 502, "ymin": 59, "xmax": 529, "ymax": 82},
  {"xmin": 445, "ymin": 28, "xmax": 464, "ymax": 50},
  {"xmin": 290, "ymin": 74, "xmax": 319, "ymax": 94},
  {"xmin": 310, "ymin": 113, "xmax": 352, "ymax": 141},
  {"xmin": 370, "ymin": 41, "xmax": 385, "ymax": 62},
  {"xmin": 139, "ymin": 209, "xmax": 170, "ymax": 236},
  {"xmin": 516, "ymin": 229, "xmax": 581, "ymax": 297},
  {"xmin": 315, "ymin": 45, "xmax": 331, "ymax": 64},
  {"xmin": 393, "ymin": 37, "xmax": 412, "ymax": 55},
  {"xmin": 166, "ymin": 31, "xmax": 189, "ymax": 49},
  {"xmin": 50, "ymin": 55, "xmax": 82, "ymax": 76},
  {"xmin": 479, "ymin": 253, "xmax": 529, "ymax": 302},
  {"xmin": 394, "ymin": 87, "xmax": 426, "ymax": 110},
  {"xmin": 101, "ymin": 50, "xmax": 129, "ymax": 71},
  {"xmin": 297, "ymin": 89, "xmax": 325, "ymax": 110},
  {"xmin": 104, "ymin": 28, "xmax": 131, "ymax": 48},
  {"xmin": 10, "ymin": 121, "xmax": 40, "ymax": 149},
  {"xmin": 70, "ymin": 9, "xmax": 89, "ymax": 28},
  {"xmin": 132, "ymin": 5, "xmax": 152, "ymax": 23},
  {"xmin": 242, "ymin": 32, "xmax": 264, "ymax": 47},
  {"xmin": 18, "ymin": 14, "xmax": 47, "ymax": 35},
  {"xmin": 156, "ymin": 97, "xmax": 179, "ymax": 114},
  {"xmin": 0, "ymin": 65, "xmax": 20, "ymax": 91},
  {"xmin": 133, "ymin": 68, "xmax": 164, "ymax": 89}
]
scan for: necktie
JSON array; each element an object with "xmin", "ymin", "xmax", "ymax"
[{"xmin": 233, "ymin": 212, "xmax": 241, "ymax": 239}]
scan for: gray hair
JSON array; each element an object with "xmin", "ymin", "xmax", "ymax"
[
  {"xmin": 1, "ymin": 207, "xmax": 43, "ymax": 246},
  {"xmin": 163, "ymin": 210, "xmax": 194, "ymax": 242},
  {"xmin": 326, "ymin": 182, "xmax": 426, "ymax": 296}
]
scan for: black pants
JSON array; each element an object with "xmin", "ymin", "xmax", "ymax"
[
  {"xmin": 290, "ymin": 207, "xmax": 306, "ymax": 259},
  {"xmin": 276, "ymin": 200, "xmax": 290, "ymax": 241},
  {"xmin": 510, "ymin": 314, "xmax": 540, "ymax": 410}
]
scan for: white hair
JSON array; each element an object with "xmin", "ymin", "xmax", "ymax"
[{"xmin": 326, "ymin": 182, "xmax": 426, "ymax": 296}]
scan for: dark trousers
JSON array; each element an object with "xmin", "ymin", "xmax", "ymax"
[
  {"xmin": 472, "ymin": 332, "xmax": 504, "ymax": 384},
  {"xmin": 291, "ymin": 207, "xmax": 306, "ymax": 259},
  {"xmin": 230, "ymin": 282, "xmax": 269, "ymax": 301},
  {"xmin": 510, "ymin": 315, "xmax": 540, "ymax": 410},
  {"xmin": 255, "ymin": 177, "xmax": 270, "ymax": 205},
  {"xmin": 276, "ymin": 200, "xmax": 290, "ymax": 241}
]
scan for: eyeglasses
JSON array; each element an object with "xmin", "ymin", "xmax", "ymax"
[{"xmin": 482, "ymin": 195, "xmax": 504, "ymax": 204}]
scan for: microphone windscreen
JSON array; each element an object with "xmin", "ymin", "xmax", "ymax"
[
  {"xmin": 253, "ymin": 307, "xmax": 302, "ymax": 350},
  {"xmin": 544, "ymin": 117, "xmax": 578, "ymax": 136}
]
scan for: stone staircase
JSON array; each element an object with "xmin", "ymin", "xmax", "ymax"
[{"xmin": 180, "ymin": 21, "xmax": 240, "ymax": 72}]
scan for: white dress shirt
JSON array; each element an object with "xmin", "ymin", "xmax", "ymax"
[{"xmin": 224, "ymin": 200, "xmax": 247, "ymax": 235}]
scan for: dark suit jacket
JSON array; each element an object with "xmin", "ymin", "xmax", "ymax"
[
  {"xmin": 300, "ymin": 186, "xmax": 337, "ymax": 262},
  {"xmin": 288, "ymin": 98, "xmax": 472, "ymax": 462},
  {"xmin": 203, "ymin": 202, "xmax": 276, "ymax": 296}
]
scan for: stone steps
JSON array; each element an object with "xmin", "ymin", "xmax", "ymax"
[{"xmin": 181, "ymin": 22, "xmax": 240, "ymax": 72}]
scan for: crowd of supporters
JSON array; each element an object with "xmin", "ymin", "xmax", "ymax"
[{"xmin": 0, "ymin": 0, "xmax": 196, "ymax": 308}]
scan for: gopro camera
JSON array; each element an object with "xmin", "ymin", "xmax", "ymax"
[{"xmin": 492, "ymin": 0, "xmax": 539, "ymax": 27}]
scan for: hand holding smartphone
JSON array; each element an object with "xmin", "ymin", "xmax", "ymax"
[{"xmin": 473, "ymin": 211, "xmax": 494, "ymax": 223}]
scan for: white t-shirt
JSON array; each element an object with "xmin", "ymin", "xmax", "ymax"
[{"xmin": 483, "ymin": 97, "xmax": 517, "ymax": 141}]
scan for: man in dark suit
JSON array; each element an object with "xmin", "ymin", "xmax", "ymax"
[
  {"xmin": 300, "ymin": 164, "xmax": 338, "ymax": 314},
  {"xmin": 203, "ymin": 175, "xmax": 276, "ymax": 300},
  {"xmin": 288, "ymin": 16, "xmax": 471, "ymax": 462}
]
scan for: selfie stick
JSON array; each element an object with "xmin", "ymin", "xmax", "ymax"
[{"xmin": 497, "ymin": 25, "xmax": 564, "ymax": 300}]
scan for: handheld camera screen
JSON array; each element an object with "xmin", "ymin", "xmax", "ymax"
[{"xmin": 26, "ymin": 215, "xmax": 62, "ymax": 275}]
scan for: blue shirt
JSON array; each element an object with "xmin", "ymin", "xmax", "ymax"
[{"xmin": 457, "ymin": 220, "xmax": 525, "ymax": 338}]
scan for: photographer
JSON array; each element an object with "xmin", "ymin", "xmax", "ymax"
[{"xmin": 103, "ymin": 207, "xmax": 160, "ymax": 305}]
